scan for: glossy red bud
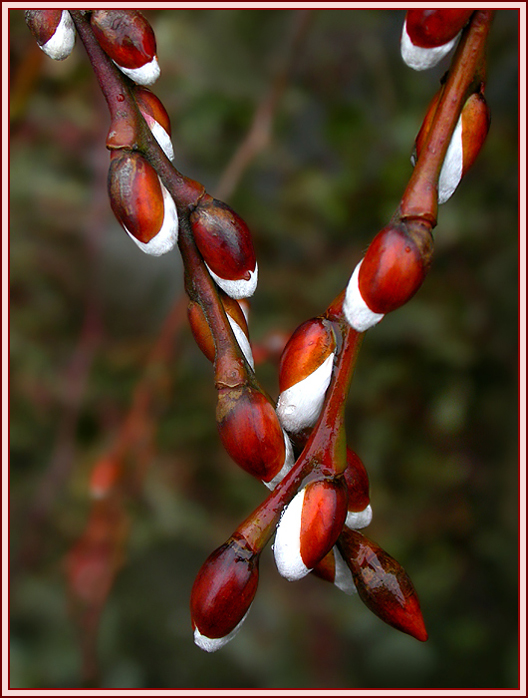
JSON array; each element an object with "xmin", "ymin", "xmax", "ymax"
[
  {"xmin": 278, "ymin": 318, "xmax": 336, "ymax": 393},
  {"xmin": 358, "ymin": 220, "xmax": 433, "ymax": 315},
  {"xmin": 406, "ymin": 10, "xmax": 473, "ymax": 48},
  {"xmin": 344, "ymin": 448, "xmax": 370, "ymax": 513},
  {"xmin": 25, "ymin": 10, "xmax": 62, "ymax": 45},
  {"xmin": 187, "ymin": 292, "xmax": 251, "ymax": 365},
  {"xmin": 190, "ymin": 197, "xmax": 257, "ymax": 298},
  {"xmin": 133, "ymin": 87, "xmax": 174, "ymax": 160},
  {"xmin": 339, "ymin": 529, "xmax": 428, "ymax": 642},
  {"xmin": 277, "ymin": 318, "xmax": 336, "ymax": 433},
  {"xmin": 216, "ymin": 385, "xmax": 286, "ymax": 482},
  {"xmin": 299, "ymin": 479, "xmax": 348, "ymax": 570},
  {"xmin": 91, "ymin": 11, "xmax": 159, "ymax": 84},
  {"xmin": 460, "ymin": 91, "xmax": 491, "ymax": 174},
  {"xmin": 274, "ymin": 478, "xmax": 348, "ymax": 581},
  {"xmin": 191, "ymin": 535, "xmax": 259, "ymax": 651},
  {"xmin": 109, "ymin": 153, "xmax": 163, "ymax": 243},
  {"xmin": 133, "ymin": 87, "xmax": 171, "ymax": 135},
  {"xmin": 25, "ymin": 10, "xmax": 75, "ymax": 61},
  {"xmin": 108, "ymin": 152, "xmax": 178, "ymax": 255}
]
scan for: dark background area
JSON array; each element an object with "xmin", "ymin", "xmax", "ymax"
[{"xmin": 9, "ymin": 9, "xmax": 519, "ymax": 690}]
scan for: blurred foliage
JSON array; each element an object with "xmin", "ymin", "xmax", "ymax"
[{"xmin": 9, "ymin": 8, "xmax": 519, "ymax": 690}]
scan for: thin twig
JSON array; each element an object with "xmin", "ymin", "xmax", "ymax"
[{"xmin": 214, "ymin": 10, "xmax": 312, "ymax": 202}]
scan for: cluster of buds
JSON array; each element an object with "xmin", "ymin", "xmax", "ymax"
[
  {"xmin": 28, "ymin": 8, "xmax": 496, "ymax": 658},
  {"xmin": 190, "ymin": 303, "xmax": 426, "ymax": 650},
  {"xmin": 401, "ymin": 9, "xmax": 474, "ymax": 71}
]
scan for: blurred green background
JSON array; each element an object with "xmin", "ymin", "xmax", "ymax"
[{"xmin": 9, "ymin": 9, "xmax": 519, "ymax": 690}]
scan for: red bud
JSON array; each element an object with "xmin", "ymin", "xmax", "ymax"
[
  {"xmin": 339, "ymin": 529, "xmax": 428, "ymax": 642},
  {"xmin": 460, "ymin": 90, "xmax": 491, "ymax": 175},
  {"xmin": 108, "ymin": 152, "xmax": 178, "ymax": 255},
  {"xmin": 405, "ymin": 10, "xmax": 473, "ymax": 49},
  {"xmin": 299, "ymin": 479, "xmax": 348, "ymax": 570},
  {"xmin": 278, "ymin": 318, "xmax": 336, "ymax": 393},
  {"xmin": 190, "ymin": 197, "xmax": 257, "ymax": 298},
  {"xmin": 187, "ymin": 292, "xmax": 252, "ymax": 367},
  {"xmin": 133, "ymin": 86, "xmax": 173, "ymax": 160},
  {"xmin": 276, "ymin": 318, "xmax": 336, "ymax": 433},
  {"xmin": 216, "ymin": 385, "xmax": 286, "ymax": 483},
  {"xmin": 414, "ymin": 86, "xmax": 491, "ymax": 204},
  {"xmin": 91, "ymin": 10, "xmax": 159, "ymax": 85},
  {"xmin": 274, "ymin": 478, "xmax": 348, "ymax": 581},
  {"xmin": 344, "ymin": 448, "xmax": 370, "ymax": 513},
  {"xmin": 358, "ymin": 219, "xmax": 433, "ymax": 315},
  {"xmin": 25, "ymin": 10, "xmax": 75, "ymax": 61},
  {"xmin": 191, "ymin": 535, "xmax": 259, "ymax": 652}
]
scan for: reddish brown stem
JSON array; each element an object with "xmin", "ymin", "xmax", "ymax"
[
  {"xmin": 72, "ymin": 10, "xmax": 252, "ymax": 390},
  {"xmin": 237, "ymin": 325, "xmax": 363, "ymax": 553}
]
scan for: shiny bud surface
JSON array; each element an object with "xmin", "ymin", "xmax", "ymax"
[
  {"xmin": 216, "ymin": 385, "xmax": 286, "ymax": 483},
  {"xmin": 276, "ymin": 318, "xmax": 336, "ymax": 433},
  {"xmin": 25, "ymin": 10, "xmax": 75, "ymax": 61},
  {"xmin": 191, "ymin": 535, "xmax": 259, "ymax": 652},
  {"xmin": 108, "ymin": 152, "xmax": 178, "ymax": 255},
  {"xmin": 401, "ymin": 10, "xmax": 472, "ymax": 71},
  {"xmin": 343, "ymin": 448, "xmax": 372, "ymax": 529},
  {"xmin": 187, "ymin": 293, "xmax": 253, "ymax": 369},
  {"xmin": 91, "ymin": 10, "xmax": 159, "ymax": 85},
  {"xmin": 133, "ymin": 87, "xmax": 174, "ymax": 160},
  {"xmin": 274, "ymin": 479, "xmax": 348, "ymax": 581},
  {"xmin": 339, "ymin": 529, "xmax": 428, "ymax": 642},
  {"xmin": 406, "ymin": 10, "xmax": 473, "ymax": 48},
  {"xmin": 190, "ymin": 197, "xmax": 257, "ymax": 299},
  {"xmin": 344, "ymin": 448, "xmax": 370, "ymax": 513},
  {"xmin": 358, "ymin": 220, "xmax": 433, "ymax": 315}
]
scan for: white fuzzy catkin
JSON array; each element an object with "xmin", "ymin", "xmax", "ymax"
[
  {"xmin": 400, "ymin": 19, "xmax": 458, "ymax": 71},
  {"xmin": 345, "ymin": 503, "xmax": 373, "ymax": 531},
  {"xmin": 40, "ymin": 10, "xmax": 75, "ymax": 60},
  {"xmin": 124, "ymin": 181, "xmax": 178, "ymax": 256},
  {"xmin": 273, "ymin": 488, "xmax": 311, "ymax": 581},
  {"xmin": 147, "ymin": 118, "xmax": 174, "ymax": 161},
  {"xmin": 343, "ymin": 260, "xmax": 385, "ymax": 332},
  {"xmin": 437, "ymin": 115, "xmax": 464, "ymax": 204},
  {"xmin": 114, "ymin": 55, "xmax": 160, "ymax": 86},
  {"xmin": 276, "ymin": 352, "xmax": 335, "ymax": 433},
  {"xmin": 333, "ymin": 546, "xmax": 357, "ymax": 595},
  {"xmin": 207, "ymin": 263, "xmax": 258, "ymax": 300},
  {"xmin": 193, "ymin": 608, "xmax": 251, "ymax": 653},
  {"xmin": 227, "ymin": 315, "xmax": 254, "ymax": 370}
]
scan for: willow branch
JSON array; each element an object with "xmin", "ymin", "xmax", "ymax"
[{"xmin": 400, "ymin": 10, "xmax": 494, "ymax": 225}]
